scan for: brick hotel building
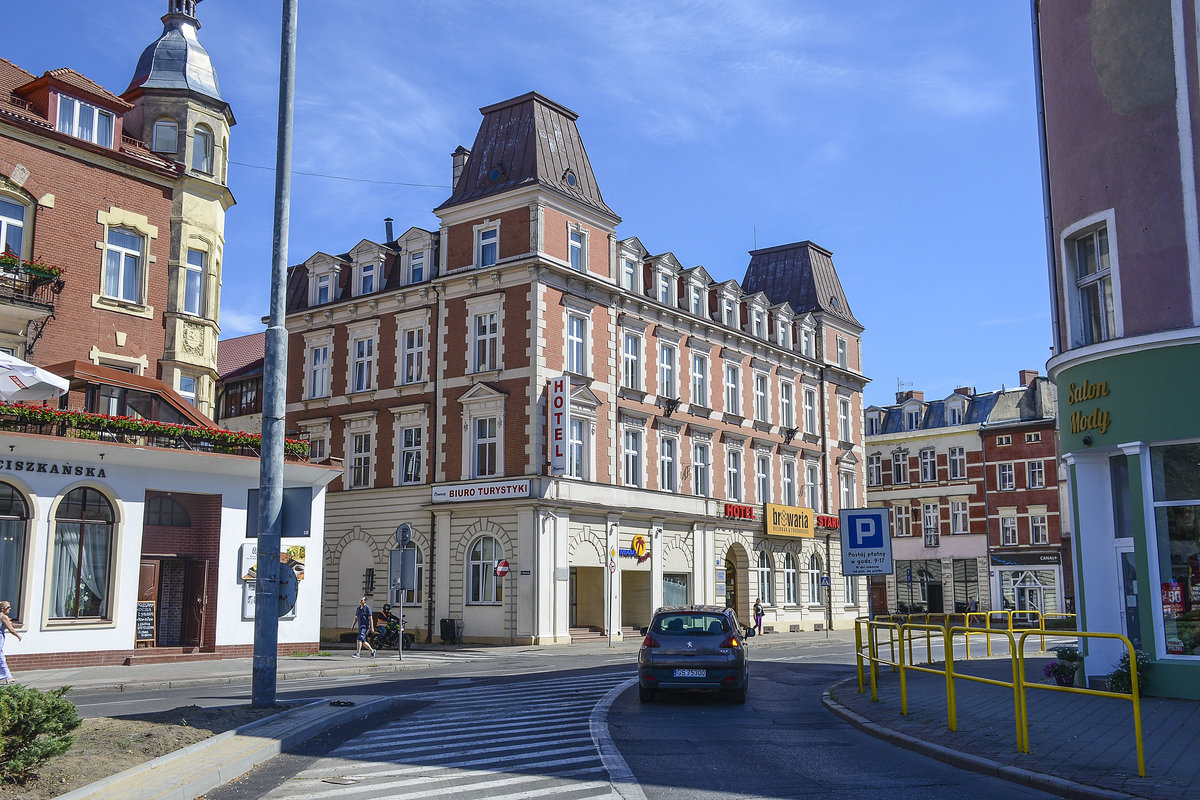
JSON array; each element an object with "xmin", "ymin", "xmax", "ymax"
[{"xmin": 287, "ymin": 93, "xmax": 870, "ymax": 644}]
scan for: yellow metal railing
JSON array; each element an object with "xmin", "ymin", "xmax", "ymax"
[
  {"xmin": 1016, "ymin": 629, "xmax": 1144, "ymax": 776},
  {"xmin": 853, "ymin": 617, "xmax": 1142, "ymax": 775}
]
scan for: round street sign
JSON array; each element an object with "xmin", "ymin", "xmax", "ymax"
[
  {"xmin": 494, "ymin": 559, "xmax": 510, "ymax": 577},
  {"xmin": 396, "ymin": 523, "xmax": 412, "ymax": 547},
  {"xmin": 608, "ymin": 560, "xmax": 617, "ymax": 574}
]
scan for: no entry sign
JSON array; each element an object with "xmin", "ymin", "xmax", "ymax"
[{"xmin": 494, "ymin": 559, "xmax": 510, "ymax": 577}]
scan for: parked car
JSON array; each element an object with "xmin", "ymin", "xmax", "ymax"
[{"xmin": 637, "ymin": 605, "xmax": 749, "ymax": 703}]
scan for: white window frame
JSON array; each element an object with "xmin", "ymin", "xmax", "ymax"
[
  {"xmin": 754, "ymin": 373, "xmax": 769, "ymax": 422},
  {"xmin": 473, "ymin": 416, "xmax": 499, "ymax": 478},
  {"xmin": 723, "ymin": 298, "xmax": 737, "ymax": 327},
  {"xmin": 152, "ymin": 118, "xmax": 177, "ymax": 153},
  {"xmin": 473, "ymin": 312, "xmax": 499, "ymax": 372},
  {"xmin": 177, "ymin": 374, "xmax": 197, "ymax": 406},
  {"xmin": 1028, "ymin": 460, "xmax": 1045, "ymax": 489},
  {"xmin": 407, "ymin": 250, "xmax": 425, "ymax": 284},
  {"xmin": 805, "ymin": 463, "xmax": 820, "ymax": 509},
  {"xmin": 1026, "ymin": 432, "xmax": 1042, "ymax": 443},
  {"xmin": 568, "ymin": 227, "xmax": 586, "ymax": 272},
  {"xmin": 476, "ymin": 223, "xmax": 499, "ymax": 267},
  {"xmin": 659, "ymin": 343, "xmax": 678, "ymax": 400},
  {"xmin": 657, "ymin": 272, "xmax": 673, "ymax": 305},
  {"xmin": 352, "ymin": 336, "xmax": 375, "ymax": 393},
  {"xmin": 622, "ymin": 332, "xmax": 643, "ymax": 391},
  {"xmin": 836, "ymin": 337, "xmax": 847, "ymax": 368},
  {"xmin": 756, "ymin": 550, "xmax": 773, "ymax": 603},
  {"xmin": 756, "ymin": 453, "xmax": 770, "ymax": 503},
  {"xmin": 923, "ymin": 503, "xmax": 940, "ymax": 547},
  {"xmin": 1062, "ymin": 211, "xmax": 1121, "ymax": 347},
  {"xmin": 622, "ymin": 259, "xmax": 639, "ymax": 293},
  {"xmin": 948, "ymin": 403, "xmax": 964, "ymax": 425},
  {"xmin": 399, "ymin": 425, "xmax": 423, "ymax": 484},
  {"xmin": 567, "ymin": 313, "xmax": 588, "ymax": 375},
  {"xmin": 305, "ymin": 333, "xmax": 332, "ymax": 399},
  {"xmin": 780, "ymin": 381, "xmax": 794, "ymax": 429},
  {"xmin": 350, "ymin": 431, "xmax": 373, "ymax": 488},
  {"xmin": 623, "ymin": 427, "xmax": 644, "ymax": 488},
  {"xmin": 803, "ymin": 387, "xmax": 817, "ymax": 434},
  {"xmin": 401, "ymin": 326, "xmax": 424, "ymax": 385},
  {"xmin": 894, "ymin": 504, "xmax": 912, "ymax": 537},
  {"xmin": 691, "ymin": 353, "xmax": 709, "ymax": 408},
  {"xmin": 724, "ymin": 363, "xmax": 741, "ymax": 416},
  {"xmin": 845, "ymin": 575, "xmax": 860, "ymax": 606},
  {"xmin": 468, "ymin": 536, "xmax": 504, "ymax": 604},
  {"xmin": 659, "ymin": 435, "xmax": 678, "ymax": 492},
  {"xmin": 920, "ymin": 449, "xmax": 937, "ymax": 482},
  {"xmin": 693, "ymin": 440, "xmax": 711, "ymax": 497},
  {"xmin": 103, "ymin": 227, "xmax": 145, "ymax": 304},
  {"xmin": 56, "ymin": 95, "xmax": 114, "ymax": 146},
  {"xmin": 752, "ymin": 310, "xmax": 765, "ymax": 339},
  {"xmin": 726, "ymin": 447, "xmax": 743, "ymax": 501},
  {"xmin": 800, "ymin": 326, "xmax": 814, "ymax": 358},
  {"xmin": 782, "ymin": 460, "xmax": 797, "ymax": 505},
  {"xmin": 951, "ymin": 501, "xmax": 968, "ymax": 534},
  {"xmin": 840, "ymin": 471, "xmax": 856, "ymax": 508},
  {"xmin": 567, "ymin": 416, "xmax": 591, "ymax": 480},
  {"xmin": 1001, "ymin": 516, "xmax": 1018, "ymax": 546},
  {"xmin": 892, "ymin": 452, "xmax": 909, "ymax": 485},
  {"xmin": 998, "ymin": 463, "xmax": 1015, "ymax": 491},
  {"xmin": 1031, "ymin": 514, "xmax": 1049, "ymax": 545},
  {"xmin": 690, "ymin": 285, "xmax": 705, "ymax": 316},
  {"xmin": 313, "ymin": 273, "xmax": 332, "ymax": 305},
  {"xmin": 837, "ymin": 397, "xmax": 851, "ymax": 441},
  {"xmin": 784, "ymin": 552, "xmax": 799, "ymax": 605},
  {"xmin": 807, "ymin": 554, "xmax": 823, "ymax": 604},
  {"xmin": 867, "ymin": 454, "xmax": 882, "ymax": 487},
  {"xmin": 192, "ymin": 125, "xmax": 213, "ymax": 173},
  {"xmin": 183, "ymin": 248, "xmax": 205, "ymax": 316},
  {"xmin": 948, "ymin": 446, "xmax": 966, "ymax": 480},
  {"xmin": 905, "ymin": 409, "xmax": 922, "ymax": 431},
  {"xmin": 0, "ymin": 195, "xmax": 27, "ymax": 260},
  {"xmin": 358, "ymin": 261, "xmax": 376, "ymax": 296}
]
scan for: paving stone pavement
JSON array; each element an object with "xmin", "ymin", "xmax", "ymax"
[{"xmin": 827, "ymin": 655, "xmax": 1200, "ymax": 800}]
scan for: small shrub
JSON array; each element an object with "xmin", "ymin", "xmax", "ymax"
[
  {"xmin": 0, "ymin": 684, "xmax": 82, "ymax": 784},
  {"xmin": 1043, "ymin": 659, "xmax": 1078, "ymax": 686},
  {"xmin": 1106, "ymin": 649, "xmax": 1150, "ymax": 695},
  {"xmin": 1051, "ymin": 645, "xmax": 1080, "ymax": 663}
]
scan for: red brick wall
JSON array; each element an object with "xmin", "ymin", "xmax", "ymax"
[
  {"xmin": 445, "ymin": 208, "xmax": 531, "ymax": 270},
  {"xmin": 0, "ymin": 136, "xmax": 173, "ymax": 373}
]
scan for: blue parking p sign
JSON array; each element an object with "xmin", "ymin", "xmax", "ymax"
[{"xmin": 839, "ymin": 508, "xmax": 893, "ymax": 576}]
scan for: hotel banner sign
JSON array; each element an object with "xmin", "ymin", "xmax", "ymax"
[
  {"xmin": 765, "ymin": 503, "xmax": 815, "ymax": 538},
  {"xmin": 432, "ymin": 479, "xmax": 531, "ymax": 504}
]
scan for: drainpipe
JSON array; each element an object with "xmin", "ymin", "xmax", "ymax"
[
  {"xmin": 818, "ymin": 362, "xmax": 833, "ymax": 631},
  {"xmin": 427, "ymin": 276, "xmax": 444, "ymax": 644},
  {"xmin": 980, "ymin": 423, "xmax": 993, "ymax": 611},
  {"xmin": 1031, "ymin": 0, "xmax": 1062, "ymax": 355}
]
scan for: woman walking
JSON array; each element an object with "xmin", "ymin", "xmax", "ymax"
[{"xmin": 0, "ymin": 600, "xmax": 21, "ymax": 684}]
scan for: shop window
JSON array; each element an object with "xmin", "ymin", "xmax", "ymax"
[
  {"xmin": 1151, "ymin": 442, "xmax": 1200, "ymax": 657},
  {"xmin": 0, "ymin": 482, "xmax": 30, "ymax": 622},
  {"xmin": 50, "ymin": 488, "xmax": 115, "ymax": 620},
  {"xmin": 468, "ymin": 536, "xmax": 504, "ymax": 603}
]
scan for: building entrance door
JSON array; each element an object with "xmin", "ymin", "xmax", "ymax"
[
  {"xmin": 1116, "ymin": 544, "xmax": 1142, "ymax": 651},
  {"xmin": 181, "ymin": 559, "xmax": 208, "ymax": 648}
]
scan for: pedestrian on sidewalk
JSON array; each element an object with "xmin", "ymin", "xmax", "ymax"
[
  {"xmin": 353, "ymin": 597, "xmax": 377, "ymax": 659},
  {"xmin": 0, "ymin": 600, "xmax": 21, "ymax": 684},
  {"xmin": 753, "ymin": 598, "xmax": 764, "ymax": 635}
]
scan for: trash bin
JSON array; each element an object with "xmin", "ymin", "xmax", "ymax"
[{"xmin": 440, "ymin": 618, "xmax": 455, "ymax": 644}]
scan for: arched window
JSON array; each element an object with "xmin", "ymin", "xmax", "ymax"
[
  {"xmin": 0, "ymin": 195, "xmax": 29, "ymax": 260},
  {"xmin": 0, "ymin": 482, "xmax": 30, "ymax": 621},
  {"xmin": 400, "ymin": 540, "xmax": 423, "ymax": 605},
  {"xmin": 807, "ymin": 554, "xmax": 823, "ymax": 604},
  {"xmin": 192, "ymin": 125, "xmax": 213, "ymax": 173},
  {"xmin": 783, "ymin": 552, "xmax": 799, "ymax": 605},
  {"xmin": 152, "ymin": 118, "xmax": 178, "ymax": 153},
  {"xmin": 755, "ymin": 550, "xmax": 772, "ymax": 606},
  {"xmin": 145, "ymin": 494, "xmax": 190, "ymax": 527},
  {"xmin": 51, "ymin": 488, "xmax": 115, "ymax": 619},
  {"xmin": 467, "ymin": 536, "xmax": 503, "ymax": 603}
]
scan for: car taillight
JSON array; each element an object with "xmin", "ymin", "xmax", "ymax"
[
  {"xmin": 720, "ymin": 634, "xmax": 740, "ymax": 648},
  {"xmin": 643, "ymin": 634, "xmax": 661, "ymax": 648}
]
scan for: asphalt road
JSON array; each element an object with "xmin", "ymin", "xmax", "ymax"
[{"xmin": 75, "ymin": 633, "xmax": 1058, "ymax": 799}]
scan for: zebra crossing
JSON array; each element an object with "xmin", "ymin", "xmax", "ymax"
[{"xmin": 259, "ymin": 670, "xmax": 638, "ymax": 799}]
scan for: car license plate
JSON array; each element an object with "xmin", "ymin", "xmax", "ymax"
[{"xmin": 673, "ymin": 668, "xmax": 706, "ymax": 678}]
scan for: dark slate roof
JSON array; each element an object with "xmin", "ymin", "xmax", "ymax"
[
  {"xmin": 741, "ymin": 241, "xmax": 860, "ymax": 328},
  {"xmin": 125, "ymin": 3, "xmax": 225, "ymax": 108},
  {"xmin": 436, "ymin": 92, "xmax": 617, "ymax": 219},
  {"xmin": 875, "ymin": 392, "xmax": 999, "ymax": 434}
]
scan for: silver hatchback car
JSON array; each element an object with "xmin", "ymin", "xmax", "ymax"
[{"xmin": 637, "ymin": 605, "xmax": 749, "ymax": 703}]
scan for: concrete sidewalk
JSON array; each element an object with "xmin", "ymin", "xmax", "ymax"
[{"xmin": 824, "ymin": 655, "xmax": 1200, "ymax": 800}]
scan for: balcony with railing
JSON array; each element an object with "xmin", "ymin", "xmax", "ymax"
[{"xmin": 0, "ymin": 403, "xmax": 310, "ymax": 461}]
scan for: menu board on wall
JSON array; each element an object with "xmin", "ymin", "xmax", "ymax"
[{"xmin": 136, "ymin": 601, "xmax": 156, "ymax": 646}]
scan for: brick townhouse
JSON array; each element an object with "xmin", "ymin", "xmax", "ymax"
[
  {"xmin": 864, "ymin": 371, "xmax": 1069, "ymax": 616},
  {"xmin": 286, "ymin": 92, "xmax": 870, "ymax": 645}
]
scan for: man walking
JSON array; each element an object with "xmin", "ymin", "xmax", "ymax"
[{"xmin": 353, "ymin": 596, "xmax": 377, "ymax": 658}]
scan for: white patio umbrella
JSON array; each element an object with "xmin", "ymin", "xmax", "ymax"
[{"xmin": 0, "ymin": 352, "xmax": 69, "ymax": 403}]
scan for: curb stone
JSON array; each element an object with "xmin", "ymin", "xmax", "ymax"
[
  {"xmin": 55, "ymin": 695, "xmax": 396, "ymax": 800},
  {"xmin": 822, "ymin": 678, "xmax": 1142, "ymax": 800}
]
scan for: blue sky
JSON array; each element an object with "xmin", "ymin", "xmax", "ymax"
[{"xmin": 8, "ymin": 1, "xmax": 1049, "ymax": 409}]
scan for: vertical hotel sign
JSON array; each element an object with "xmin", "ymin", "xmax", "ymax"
[{"xmin": 549, "ymin": 375, "xmax": 570, "ymax": 475}]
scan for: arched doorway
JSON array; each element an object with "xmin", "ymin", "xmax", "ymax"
[{"xmin": 723, "ymin": 543, "xmax": 750, "ymax": 623}]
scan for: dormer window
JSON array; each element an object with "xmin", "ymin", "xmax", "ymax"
[
  {"xmin": 905, "ymin": 408, "xmax": 922, "ymax": 431},
  {"xmin": 657, "ymin": 272, "xmax": 673, "ymax": 305},
  {"xmin": 800, "ymin": 326, "xmax": 814, "ymax": 358},
  {"xmin": 152, "ymin": 118, "xmax": 178, "ymax": 153},
  {"xmin": 477, "ymin": 225, "xmax": 498, "ymax": 267},
  {"xmin": 836, "ymin": 337, "xmax": 848, "ymax": 368},
  {"xmin": 947, "ymin": 402, "xmax": 964, "ymax": 425},
  {"xmin": 866, "ymin": 412, "xmax": 881, "ymax": 436},
  {"xmin": 359, "ymin": 262, "xmax": 375, "ymax": 295},
  {"xmin": 723, "ymin": 298, "xmax": 737, "ymax": 327},
  {"xmin": 569, "ymin": 228, "xmax": 586, "ymax": 272},
  {"xmin": 56, "ymin": 95, "xmax": 114, "ymax": 147},
  {"xmin": 313, "ymin": 273, "xmax": 331, "ymax": 305},
  {"xmin": 752, "ymin": 310, "xmax": 764, "ymax": 339},
  {"xmin": 407, "ymin": 250, "xmax": 425, "ymax": 284},
  {"xmin": 192, "ymin": 125, "xmax": 213, "ymax": 173},
  {"xmin": 690, "ymin": 285, "xmax": 705, "ymax": 316},
  {"xmin": 622, "ymin": 259, "xmax": 639, "ymax": 293}
]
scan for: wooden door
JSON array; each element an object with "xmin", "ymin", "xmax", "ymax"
[
  {"xmin": 138, "ymin": 560, "xmax": 159, "ymax": 602},
  {"xmin": 181, "ymin": 560, "xmax": 208, "ymax": 648}
]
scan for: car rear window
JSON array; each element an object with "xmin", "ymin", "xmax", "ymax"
[{"xmin": 651, "ymin": 613, "xmax": 729, "ymax": 636}]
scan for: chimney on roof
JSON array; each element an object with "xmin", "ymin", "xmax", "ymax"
[
  {"xmin": 896, "ymin": 390, "xmax": 925, "ymax": 404},
  {"xmin": 1019, "ymin": 369, "xmax": 1039, "ymax": 387},
  {"xmin": 954, "ymin": 386, "xmax": 974, "ymax": 397},
  {"xmin": 452, "ymin": 146, "xmax": 470, "ymax": 191},
  {"xmin": 384, "ymin": 217, "xmax": 394, "ymax": 242}
]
